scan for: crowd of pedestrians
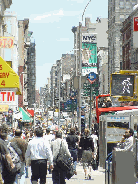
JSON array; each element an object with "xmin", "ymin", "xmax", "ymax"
[{"xmin": 0, "ymin": 123, "xmax": 99, "ymax": 184}]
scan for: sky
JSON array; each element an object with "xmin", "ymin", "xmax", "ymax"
[{"xmin": 8, "ymin": 0, "xmax": 108, "ymax": 90}]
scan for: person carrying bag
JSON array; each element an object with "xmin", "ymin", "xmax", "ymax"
[{"xmin": 51, "ymin": 130, "xmax": 74, "ymax": 184}]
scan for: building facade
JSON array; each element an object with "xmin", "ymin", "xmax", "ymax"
[
  {"xmin": 50, "ymin": 64, "xmax": 57, "ymax": 108},
  {"xmin": 121, "ymin": 6, "xmax": 138, "ymax": 70},
  {"xmin": 27, "ymin": 41, "xmax": 36, "ymax": 108},
  {"xmin": 108, "ymin": 0, "xmax": 138, "ymax": 92},
  {"xmin": 18, "ymin": 19, "xmax": 30, "ymax": 108},
  {"xmin": 97, "ymin": 48, "xmax": 108, "ymax": 95}
]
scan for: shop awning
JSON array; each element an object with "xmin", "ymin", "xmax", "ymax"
[
  {"xmin": 27, "ymin": 109, "xmax": 34, "ymax": 117},
  {"xmin": 0, "ymin": 57, "xmax": 22, "ymax": 95},
  {"xmin": 19, "ymin": 107, "xmax": 32, "ymax": 122}
]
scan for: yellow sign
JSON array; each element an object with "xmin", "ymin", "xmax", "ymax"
[
  {"xmin": 0, "ymin": 105, "xmax": 9, "ymax": 112},
  {"xmin": 6, "ymin": 61, "xmax": 12, "ymax": 68},
  {"xmin": 0, "ymin": 37, "xmax": 14, "ymax": 48},
  {"xmin": 0, "ymin": 57, "xmax": 21, "ymax": 95}
]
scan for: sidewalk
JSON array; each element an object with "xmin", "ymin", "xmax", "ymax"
[{"xmin": 23, "ymin": 163, "xmax": 105, "ymax": 184}]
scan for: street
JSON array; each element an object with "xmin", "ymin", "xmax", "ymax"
[{"xmin": 22, "ymin": 163, "xmax": 105, "ymax": 184}]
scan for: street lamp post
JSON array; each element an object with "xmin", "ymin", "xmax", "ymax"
[{"xmin": 78, "ymin": 0, "xmax": 91, "ymax": 133}]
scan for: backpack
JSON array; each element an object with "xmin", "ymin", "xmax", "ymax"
[
  {"xmin": 10, "ymin": 141, "xmax": 22, "ymax": 157},
  {"xmin": 2, "ymin": 142, "xmax": 22, "ymax": 174}
]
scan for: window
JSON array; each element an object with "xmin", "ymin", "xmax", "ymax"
[
  {"xmin": 126, "ymin": 14, "xmax": 129, "ymax": 19},
  {"xmin": 126, "ymin": 2, "xmax": 129, "ymax": 9},
  {"xmin": 132, "ymin": 2, "xmax": 137, "ymax": 6},
  {"xmin": 120, "ymin": 2, "xmax": 124, "ymax": 8},
  {"xmin": 120, "ymin": 15, "xmax": 124, "ymax": 22}
]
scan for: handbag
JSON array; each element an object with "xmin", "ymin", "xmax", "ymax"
[
  {"xmin": 66, "ymin": 164, "xmax": 74, "ymax": 180},
  {"xmin": 56, "ymin": 140, "xmax": 74, "ymax": 178},
  {"xmin": 56, "ymin": 140, "xmax": 73, "ymax": 171}
]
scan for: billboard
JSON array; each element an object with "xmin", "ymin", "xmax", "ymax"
[
  {"xmin": 82, "ymin": 33, "xmax": 97, "ymax": 76},
  {"xmin": 111, "ymin": 74, "xmax": 134, "ymax": 97}
]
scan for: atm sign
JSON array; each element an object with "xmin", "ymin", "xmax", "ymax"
[{"xmin": 0, "ymin": 91, "xmax": 15, "ymax": 103}]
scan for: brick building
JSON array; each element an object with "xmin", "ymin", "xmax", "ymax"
[{"xmin": 121, "ymin": 6, "xmax": 138, "ymax": 70}]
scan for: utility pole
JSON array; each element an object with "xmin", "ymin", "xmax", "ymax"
[
  {"xmin": 78, "ymin": 22, "xmax": 82, "ymax": 133},
  {"xmin": 89, "ymin": 83, "xmax": 93, "ymax": 130},
  {"xmin": 78, "ymin": 0, "xmax": 91, "ymax": 133}
]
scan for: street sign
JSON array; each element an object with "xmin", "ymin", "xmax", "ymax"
[
  {"xmin": 87, "ymin": 72, "xmax": 97, "ymax": 84},
  {"xmin": 61, "ymin": 99, "xmax": 77, "ymax": 112}
]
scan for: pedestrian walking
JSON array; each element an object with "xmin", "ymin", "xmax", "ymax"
[
  {"xmin": 79, "ymin": 128, "xmax": 94, "ymax": 180},
  {"xmin": 44, "ymin": 127, "xmax": 55, "ymax": 174},
  {"xmin": 0, "ymin": 123, "xmax": 16, "ymax": 184},
  {"xmin": 66, "ymin": 127, "xmax": 78, "ymax": 175},
  {"xmin": 25, "ymin": 126, "xmax": 53, "ymax": 184},
  {"xmin": 91, "ymin": 130, "xmax": 98, "ymax": 160},
  {"xmin": 51, "ymin": 130, "xmax": 71, "ymax": 184},
  {"xmin": 43, "ymin": 127, "xmax": 55, "ymax": 145},
  {"xmin": 10, "ymin": 129, "xmax": 27, "ymax": 183}
]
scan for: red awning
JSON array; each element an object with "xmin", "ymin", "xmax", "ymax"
[
  {"xmin": 27, "ymin": 109, "xmax": 34, "ymax": 117},
  {"xmin": 97, "ymin": 106, "xmax": 138, "ymax": 123},
  {"xmin": 98, "ymin": 106, "xmax": 138, "ymax": 113}
]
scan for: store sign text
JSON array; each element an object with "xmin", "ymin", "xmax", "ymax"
[
  {"xmin": 107, "ymin": 116, "xmax": 130, "ymax": 121},
  {"xmin": 82, "ymin": 33, "xmax": 97, "ymax": 43},
  {"xmin": 0, "ymin": 37, "xmax": 14, "ymax": 48},
  {"xmin": 0, "ymin": 92, "xmax": 15, "ymax": 102},
  {"xmin": 0, "ymin": 64, "xmax": 10, "ymax": 87}
]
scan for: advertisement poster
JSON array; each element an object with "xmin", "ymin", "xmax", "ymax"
[
  {"xmin": 82, "ymin": 33, "xmax": 97, "ymax": 76},
  {"xmin": 106, "ymin": 116, "xmax": 130, "ymax": 143}
]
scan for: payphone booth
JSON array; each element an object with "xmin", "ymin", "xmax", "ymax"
[{"xmin": 99, "ymin": 115, "xmax": 130, "ymax": 168}]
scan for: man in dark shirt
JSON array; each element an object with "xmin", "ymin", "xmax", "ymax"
[{"xmin": 66, "ymin": 127, "xmax": 79, "ymax": 175}]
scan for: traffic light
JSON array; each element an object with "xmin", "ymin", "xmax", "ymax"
[{"xmin": 110, "ymin": 74, "xmax": 134, "ymax": 97}]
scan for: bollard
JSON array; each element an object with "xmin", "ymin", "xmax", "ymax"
[
  {"xmin": 105, "ymin": 152, "xmax": 112, "ymax": 184},
  {"xmin": 109, "ymin": 162, "xmax": 112, "ymax": 184},
  {"xmin": 105, "ymin": 160, "xmax": 109, "ymax": 184}
]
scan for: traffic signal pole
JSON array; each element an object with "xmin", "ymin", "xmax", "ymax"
[
  {"xmin": 78, "ymin": 21, "xmax": 82, "ymax": 133},
  {"xmin": 89, "ymin": 83, "xmax": 92, "ymax": 130}
]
